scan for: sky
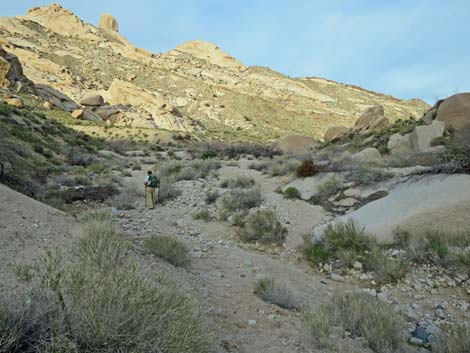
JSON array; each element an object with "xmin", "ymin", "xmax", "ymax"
[{"xmin": 3, "ymin": 0, "xmax": 470, "ymax": 104}]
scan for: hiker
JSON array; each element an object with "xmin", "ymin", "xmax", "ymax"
[{"xmin": 144, "ymin": 170, "xmax": 159, "ymax": 209}]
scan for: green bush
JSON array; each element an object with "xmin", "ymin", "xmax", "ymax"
[
  {"xmin": 304, "ymin": 292, "xmax": 404, "ymax": 353},
  {"xmin": 254, "ymin": 277, "xmax": 297, "ymax": 309},
  {"xmin": 144, "ymin": 236, "xmax": 191, "ymax": 267},
  {"xmin": 239, "ymin": 209, "xmax": 286, "ymax": 244},
  {"xmin": 283, "ymin": 186, "xmax": 301, "ymax": 199},
  {"xmin": 201, "ymin": 149, "xmax": 218, "ymax": 159},
  {"xmin": 304, "ymin": 220, "xmax": 374, "ymax": 266}
]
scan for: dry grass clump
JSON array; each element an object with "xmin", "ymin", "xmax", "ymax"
[
  {"xmin": 144, "ymin": 235, "xmax": 191, "ymax": 267},
  {"xmin": 205, "ymin": 189, "xmax": 219, "ymax": 204},
  {"xmin": 194, "ymin": 208, "xmax": 211, "ymax": 222},
  {"xmin": 0, "ymin": 213, "xmax": 213, "ymax": 353},
  {"xmin": 317, "ymin": 176, "xmax": 342, "ymax": 199},
  {"xmin": 348, "ymin": 165, "xmax": 392, "ymax": 185},
  {"xmin": 239, "ymin": 209, "xmax": 286, "ymax": 244},
  {"xmin": 254, "ymin": 277, "xmax": 297, "ymax": 309},
  {"xmin": 304, "ymin": 292, "xmax": 404, "ymax": 353},
  {"xmin": 435, "ymin": 324, "xmax": 470, "ymax": 353},
  {"xmin": 364, "ymin": 247, "xmax": 410, "ymax": 284}
]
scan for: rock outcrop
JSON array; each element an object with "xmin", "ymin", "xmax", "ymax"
[
  {"xmin": 312, "ymin": 175, "xmax": 470, "ymax": 243},
  {"xmin": 353, "ymin": 104, "xmax": 390, "ymax": 134},
  {"xmin": 351, "ymin": 147, "xmax": 382, "ymax": 163},
  {"xmin": 80, "ymin": 94, "xmax": 104, "ymax": 107},
  {"xmin": 0, "ymin": 47, "xmax": 35, "ymax": 93},
  {"xmin": 98, "ymin": 14, "xmax": 119, "ymax": 32},
  {"xmin": 324, "ymin": 126, "xmax": 349, "ymax": 142},
  {"xmin": 435, "ymin": 93, "xmax": 470, "ymax": 131},
  {"xmin": 274, "ymin": 135, "xmax": 320, "ymax": 154},
  {"xmin": 388, "ymin": 120, "xmax": 445, "ymax": 155},
  {"xmin": 0, "ymin": 4, "xmax": 430, "ymax": 138}
]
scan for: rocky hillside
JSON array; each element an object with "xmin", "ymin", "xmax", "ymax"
[{"xmin": 0, "ymin": 3, "xmax": 429, "ymax": 141}]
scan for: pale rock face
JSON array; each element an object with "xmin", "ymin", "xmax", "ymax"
[
  {"xmin": 324, "ymin": 126, "xmax": 349, "ymax": 142},
  {"xmin": 274, "ymin": 135, "xmax": 320, "ymax": 154},
  {"xmin": 5, "ymin": 97, "xmax": 24, "ymax": 108},
  {"xmin": 409, "ymin": 120, "xmax": 445, "ymax": 153},
  {"xmin": 312, "ymin": 175, "xmax": 470, "ymax": 243},
  {"xmin": 354, "ymin": 104, "xmax": 385, "ymax": 131},
  {"xmin": 388, "ymin": 133, "xmax": 414, "ymax": 155},
  {"xmin": 0, "ymin": 56, "xmax": 10, "ymax": 87},
  {"xmin": 80, "ymin": 94, "xmax": 104, "ymax": 107},
  {"xmin": 98, "ymin": 14, "xmax": 119, "ymax": 32},
  {"xmin": 436, "ymin": 93, "xmax": 470, "ymax": 131},
  {"xmin": 351, "ymin": 147, "xmax": 382, "ymax": 163}
]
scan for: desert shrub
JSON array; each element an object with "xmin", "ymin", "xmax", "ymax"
[
  {"xmin": 296, "ymin": 159, "xmax": 318, "ymax": 178},
  {"xmin": 439, "ymin": 145, "xmax": 470, "ymax": 174},
  {"xmin": 194, "ymin": 208, "xmax": 210, "ymax": 222},
  {"xmin": 304, "ymin": 220, "xmax": 374, "ymax": 266},
  {"xmin": 12, "ymin": 264, "xmax": 34, "ymax": 283},
  {"xmin": 304, "ymin": 292, "xmax": 404, "ymax": 353},
  {"xmin": 157, "ymin": 177, "xmax": 181, "ymax": 203},
  {"xmin": 239, "ymin": 209, "xmax": 286, "ymax": 244},
  {"xmin": 395, "ymin": 230, "xmax": 449, "ymax": 265},
  {"xmin": 132, "ymin": 164, "xmax": 142, "ymax": 171},
  {"xmin": 435, "ymin": 324, "xmax": 470, "ymax": 353},
  {"xmin": 205, "ymin": 189, "xmax": 219, "ymax": 204},
  {"xmin": 110, "ymin": 191, "xmax": 136, "ymax": 210},
  {"xmin": 218, "ymin": 188, "xmax": 262, "ymax": 219},
  {"xmin": 348, "ymin": 165, "xmax": 392, "ymax": 185},
  {"xmin": 200, "ymin": 142, "xmax": 280, "ymax": 159},
  {"xmin": 158, "ymin": 159, "xmax": 220, "ymax": 181},
  {"xmin": 317, "ymin": 176, "xmax": 341, "ymax": 199},
  {"xmin": 3, "ymin": 215, "xmax": 212, "ymax": 353},
  {"xmin": 248, "ymin": 161, "xmax": 269, "ymax": 172},
  {"xmin": 267, "ymin": 157, "xmax": 300, "ymax": 176},
  {"xmin": 220, "ymin": 175, "xmax": 255, "ymax": 188},
  {"xmin": 144, "ymin": 235, "xmax": 190, "ymax": 267},
  {"xmin": 254, "ymin": 277, "xmax": 297, "ymax": 309},
  {"xmin": 364, "ymin": 247, "xmax": 410, "ymax": 284},
  {"xmin": 201, "ymin": 149, "xmax": 218, "ymax": 159},
  {"xmin": 283, "ymin": 186, "xmax": 301, "ymax": 199}
]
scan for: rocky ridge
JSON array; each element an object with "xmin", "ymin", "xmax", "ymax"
[{"xmin": 0, "ymin": 3, "xmax": 429, "ymax": 141}]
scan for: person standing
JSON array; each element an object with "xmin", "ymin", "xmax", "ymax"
[{"xmin": 144, "ymin": 170, "xmax": 159, "ymax": 209}]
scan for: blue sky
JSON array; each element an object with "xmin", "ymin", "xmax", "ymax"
[{"xmin": 3, "ymin": 1, "xmax": 470, "ymax": 103}]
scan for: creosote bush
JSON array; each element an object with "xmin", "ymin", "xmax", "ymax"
[
  {"xmin": 254, "ymin": 277, "xmax": 297, "ymax": 309},
  {"xmin": 239, "ymin": 209, "xmax": 286, "ymax": 244},
  {"xmin": 144, "ymin": 235, "xmax": 191, "ymax": 267},
  {"xmin": 304, "ymin": 292, "xmax": 404, "ymax": 353}
]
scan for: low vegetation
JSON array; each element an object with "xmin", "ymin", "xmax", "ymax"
[
  {"xmin": 194, "ymin": 208, "xmax": 211, "ymax": 222},
  {"xmin": 435, "ymin": 324, "xmax": 470, "ymax": 353},
  {"xmin": 304, "ymin": 220, "xmax": 374, "ymax": 266},
  {"xmin": 254, "ymin": 277, "xmax": 297, "ymax": 309},
  {"xmin": 364, "ymin": 247, "xmax": 410, "ymax": 284},
  {"xmin": 220, "ymin": 175, "xmax": 255, "ymax": 188},
  {"xmin": 348, "ymin": 165, "xmax": 392, "ymax": 185},
  {"xmin": 205, "ymin": 189, "xmax": 220, "ymax": 204},
  {"xmin": 239, "ymin": 209, "xmax": 286, "ymax": 244},
  {"xmin": 218, "ymin": 188, "xmax": 263, "ymax": 220},
  {"xmin": 296, "ymin": 159, "xmax": 318, "ymax": 178},
  {"xmin": 317, "ymin": 176, "xmax": 342, "ymax": 199},
  {"xmin": 0, "ymin": 213, "xmax": 212, "ymax": 353},
  {"xmin": 283, "ymin": 186, "xmax": 301, "ymax": 199},
  {"xmin": 304, "ymin": 292, "xmax": 404, "ymax": 353},
  {"xmin": 144, "ymin": 235, "xmax": 191, "ymax": 267}
]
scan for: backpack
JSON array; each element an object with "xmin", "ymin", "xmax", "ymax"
[{"xmin": 148, "ymin": 175, "xmax": 159, "ymax": 188}]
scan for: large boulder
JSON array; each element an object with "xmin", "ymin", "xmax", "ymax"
[
  {"xmin": 435, "ymin": 93, "xmax": 470, "ymax": 131},
  {"xmin": 354, "ymin": 104, "xmax": 385, "ymax": 131},
  {"xmin": 367, "ymin": 116, "xmax": 390, "ymax": 133},
  {"xmin": 98, "ymin": 14, "xmax": 119, "ymax": 32},
  {"xmin": 312, "ymin": 175, "xmax": 470, "ymax": 243},
  {"xmin": 274, "ymin": 135, "xmax": 320, "ymax": 154},
  {"xmin": 351, "ymin": 148, "xmax": 382, "ymax": 163},
  {"xmin": 388, "ymin": 120, "xmax": 444, "ymax": 155},
  {"xmin": 0, "ymin": 56, "xmax": 9, "ymax": 87},
  {"xmin": 80, "ymin": 94, "xmax": 104, "ymax": 107},
  {"xmin": 409, "ymin": 120, "xmax": 445, "ymax": 152},
  {"xmin": 324, "ymin": 126, "xmax": 349, "ymax": 142}
]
